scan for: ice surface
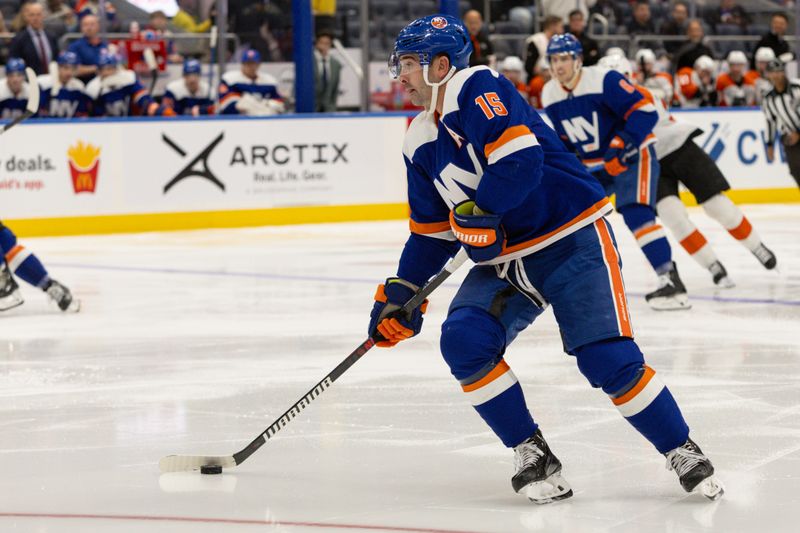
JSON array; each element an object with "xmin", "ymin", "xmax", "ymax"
[{"xmin": 1, "ymin": 205, "xmax": 799, "ymax": 532}]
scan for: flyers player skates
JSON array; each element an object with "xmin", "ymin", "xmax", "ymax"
[{"xmin": 367, "ymin": 16, "xmax": 723, "ymax": 504}]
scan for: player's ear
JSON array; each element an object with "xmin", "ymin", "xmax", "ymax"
[{"xmin": 434, "ymin": 54, "xmax": 451, "ymax": 77}]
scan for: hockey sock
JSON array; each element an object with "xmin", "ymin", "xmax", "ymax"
[
  {"xmin": 702, "ymin": 194, "xmax": 761, "ymax": 251},
  {"xmin": 0, "ymin": 228, "xmax": 50, "ymax": 288},
  {"xmin": 620, "ymin": 204, "xmax": 672, "ymax": 274},
  {"xmin": 656, "ymin": 196, "xmax": 718, "ymax": 269},
  {"xmin": 441, "ymin": 307, "xmax": 538, "ymax": 448},
  {"xmin": 575, "ymin": 338, "xmax": 689, "ymax": 454}
]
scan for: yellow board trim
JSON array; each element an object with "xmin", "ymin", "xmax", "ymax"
[
  {"xmin": 679, "ymin": 187, "xmax": 800, "ymax": 206},
  {"xmin": 6, "ymin": 203, "xmax": 411, "ymax": 238}
]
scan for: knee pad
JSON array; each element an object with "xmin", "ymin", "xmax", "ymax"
[
  {"xmin": 440, "ymin": 306, "xmax": 507, "ymax": 381},
  {"xmin": 573, "ymin": 338, "xmax": 645, "ymax": 396},
  {"xmin": 0, "ymin": 226, "xmax": 17, "ymax": 256}
]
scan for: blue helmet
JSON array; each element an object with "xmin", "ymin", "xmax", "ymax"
[
  {"xmin": 6, "ymin": 57, "xmax": 26, "ymax": 74},
  {"xmin": 546, "ymin": 33, "xmax": 583, "ymax": 58},
  {"xmin": 241, "ymin": 49, "xmax": 261, "ymax": 63},
  {"xmin": 389, "ymin": 14, "xmax": 472, "ymax": 78},
  {"xmin": 183, "ymin": 58, "xmax": 201, "ymax": 75},
  {"xmin": 57, "ymin": 51, "xmax": 78, "ymax": 66},
  {"xmin": 98, "ymin": 51, "xmax": 119, "ymax": 68}
]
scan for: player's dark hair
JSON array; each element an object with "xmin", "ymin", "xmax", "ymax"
[{"xmin": 772, "ymin": 12, "xmax": 789, "ymax": 23}]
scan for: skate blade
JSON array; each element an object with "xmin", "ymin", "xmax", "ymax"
[
  {"xmin": 65, "ymin": 299, "xmax": 81, "ymax": 313},
  {"xmin": 713, "ymin": 277, "xmax": 735, "ymax": 289},
  {"xmin": 0, "ymin": 293, "xmax": 24, "ymax": 312},
  {"xmin": 697, "ymin": 476, "xmax": 724, "ymax": 501},
  {"xmin": 647, "ymin": 294, "xmax": 692, "ymax": 311},
  {"xmin": 520, "ymin": 472, "xmax": 573, "ymax": 504}
]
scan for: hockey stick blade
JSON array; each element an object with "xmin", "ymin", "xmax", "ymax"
[
  {"xmin": 159, "ymin": 249, "xmax": 469, "ymax": 473},
  {"xmin": 2, "ymin": 68, "xmax": 40, "ymax": 134}
]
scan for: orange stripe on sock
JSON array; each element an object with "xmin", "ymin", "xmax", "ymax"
[
  {"xmin": 612, "ymin": 366, "xmax": 655, "ymax": 406},
  {"xmin": 595, "ymin": 220, "xmax": 633, "ymax": 338},
  {"xmin": 633, "ymin": 224, "xmax": 662, "ymax": 240},
  {"xmin": 4, "ymin": 245, "xmax": 23, "ymax": 263},
  {"xmin": 462, "ymin": 359, "xmax": 510, "ymax": 393},
  {"xmin": 680, "ymin": 230, "xmax": 708, "ymax": 255},
  {"xmin": 728, "ymin": 217, "xmax": 752, "ymax": 240}
]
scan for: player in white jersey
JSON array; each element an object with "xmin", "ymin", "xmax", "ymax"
[
  {"xmin": 600, "ymin": 54, "xmax": 777, "ymax": 285},
  {"xmin": 750, "ymin": 47, "xmax": 775, "ymax": 104},
  {"xmin": 218, "ymin": 49, "xmax": 284, "ymax": 115},
  {"xmin": 634, "ymin": 48, "xmax": 674, "ymax": 107},
  {"xmin": 0, "ymin": 58, "xmax": 34, "ymax": 120},
  {"xmin": 37, "ymin": 51, "xmax": 90, "ymax": 118}
]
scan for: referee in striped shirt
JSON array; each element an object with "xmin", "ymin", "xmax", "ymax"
[{"xmin": 763, "ymin": 58, "xmax": 800, "ymax": 188}]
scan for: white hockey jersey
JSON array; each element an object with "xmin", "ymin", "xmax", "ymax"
[
  {"xmin": 38, "ymin": 75, "xmax": 89, "ymax": 118},
  {"xmin": 639, "ymin": 84, "xmax": 700, "ymax": 159},
  {"xmin": 0, "ymin": 82, "xmax": 31, "ymax": 120}
]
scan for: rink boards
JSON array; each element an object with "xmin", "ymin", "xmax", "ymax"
[{"xmin": 2, "ymin": 108, "xmax": 799, "ymax": 237}]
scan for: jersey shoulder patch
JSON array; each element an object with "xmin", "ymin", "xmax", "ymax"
[{"xmin": 540, "ymin": 78, "xmax": 564, "ymax": 108}]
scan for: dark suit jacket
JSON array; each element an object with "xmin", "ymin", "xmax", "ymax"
[
  {"xmin": 8, "ymin": 28, "xmax": 59, "ymax": 75},
  {"xmin": 314, "ymin": 53, "xmax": 342, "ymax": 112}
]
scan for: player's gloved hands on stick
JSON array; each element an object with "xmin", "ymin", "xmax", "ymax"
[
  {"xmin": 603, "ymin": 131, "xmax": 639, "ymax": 176},
  {"xmin": 368, "ymin": 278, "xmax": 428, "ymax": 347},
  {"xmin": 450, "ymin": 200, "xmax": 505, "ymax": 263}
]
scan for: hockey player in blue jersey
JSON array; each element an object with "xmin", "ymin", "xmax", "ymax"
[
  {"xmin": 367, "ymin": 15, "xmax": 722, "ymax": 504},
  {"xmin": 218, "ymin": 49, "xmax": 284, "ymax": 115},
  {"xmin": 86, "ymin": 52, "xmax": 173, "ymax": 117},
  {"xmin": 0, "ymin": 221, "xmax": 79, "ymax": 312},
  {"xmin": 542, "ymin": 34, "xmax": 690, "ymax": 311},
  {"xmin": 0, "ymin": 58, "xmax": 34, "ymax": 120},
  {"xmin": 37, "ymin": 51, "xmax": 91, "ymax": 118},
  {"xmin": 162, "ymin": 59, "xmax": 214, "ymax": 116}
]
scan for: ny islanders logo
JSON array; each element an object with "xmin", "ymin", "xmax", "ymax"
[
  {"xmin": 431, "ymin": 17, "xmax": 448, "ymax": 29},
  {"xmin": 67, "ymin": 141, "xmax": 101, "ymax": 194}
]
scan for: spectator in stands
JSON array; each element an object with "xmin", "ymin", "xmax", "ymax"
[
  {"xmin": 43, "ymin": 0, "xmax": 76, "ymax": 40},
  {"xmin": 162, "ymin": 59, "xmax": 213, "ymax": 116},
  {"xmin": 626, "ymin": 0, "xmax": 661, "ymax": 52},
  {"xmin": 0, "ymin": 58, "xmax": 31, "ymax": 120},
  {"xmin": 499, "ymin": 56, "xmax": 528, "ymax": 99},
  {"xmin": 68, "ymin": 14, "xmax": 109, "ymax": 84},
  {"xmin": 753, "ymin": 13, "xmax": 793, "ymax": 65},
  {"xmin": 706, "ymin": 0, "xmax": 751, "ymax": 33},
  {"xmin": 634, "ymin": 48, "xmax": 674, "ymax": 106},
  {"xmin": 174, "ymin": 0, "xmax": 214, "ymax": 33},
  {"xmin": 230, "ymin": 1, "xmax": 283, "ymax": 62},
  {"xmin": 675, "ymin": 19, "xmax": 715, "ymax": 71},
  {"xmin": 675, "ymin": 54, "xmax": 717, "ymax": 108},
  {"xmin": 717, "ymin": 50, "xmax": 756, "ymax": 106},
  {"xmin": 9, "ymin": 2, "xmax": 59, "ymax": 76},
  {"xmin": 590, "ymin": 0, "xmax": 624, "ymax": 28},
  {"xmin": 463, "ymin": 10, "xmax": 494, "ymax": 68},
  {"xmin": 74, "ymin": 1, "xmax": 121, "ymax": 32},
  {"xmin": 145, "ymin": 10, "xmax": 182, "ymax": 64},
  {"xmin": 524, "ymin": 15, "xmax": 562, "ymax": 78},
  {"xmin": 542, "ymin": 0, "xmax": 597, "ymax": 24},
  {"xmin": 660, "ymin": 1, "xmax": 689, "ymax": 57},
  {"xmin": 314, "ymin": 31, "xmax": 341, "ymax": 112},
  {"xmin": 567, "ymin": 9, "xmax": 599, "ymax": 66},
  {"xmin": 527, "ymin": 59, "xmax": 550, "ymax": 109},
  {"xmin": 218, "ymin": 49, "xmax": 283, "ymax": 115},
  {"xmin": 749, "ymin": 47, "xmax": 776, "ymax": 103}
]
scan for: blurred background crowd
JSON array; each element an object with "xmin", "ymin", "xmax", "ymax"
[{"xmin": 0, "ymin": 0, "xmax": 796, "ymax": 117}]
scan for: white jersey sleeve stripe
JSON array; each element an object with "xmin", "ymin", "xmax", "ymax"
[{"xmin": 487, "ymin": 134, "xmax": 539, "ymax": 165}]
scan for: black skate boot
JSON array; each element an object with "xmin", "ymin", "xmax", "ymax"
[
  {"xmin": 511, "ymin": 429, "xmax": 573, "ymax": 504},
  {"xmin": 665, "ymin": 438, "xmax": 724, "ymax": 501},
  {"xmin": 752, "ymin": 243, "xmax": 777, "ymax": 270},
  {"xmin": 709, "ymin": 261, "xmax": 735, "ymax": 288},
  {"xmin": 44, "ymin": 279, "xmax": 80, "ymax": 312},
  {"xmin": 645, "ymin": 262, "xmax": 691, "ymax": 311},
  {"xmin": 0, "ymin": 262, "xmax": 24, "ymax": 311}
]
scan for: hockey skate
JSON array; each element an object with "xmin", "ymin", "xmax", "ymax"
[
  {"xmin": 0, "ymin": 262, "xmax": 24, "ymax": 311},
  {"xmin": 512, "ymin": 429, "xmax": 573, "ymax": 504},
  {"xmin": 665, "ymin": 438, "xmax": 724, "ymax": 501},
  {"xmin": 645, "ymin": 262, "xmax": 691, "ymax": 310},
  {"xmin": 709, "ymin": 261, "xmax": 735, "ymax": 289},
  {"xmin": 45, "ymin": 279, "xmax": 80, "ymax": 312},
  {"xmin": 752, "ymin": 244, "xmax": 777, "ymax": 270}
]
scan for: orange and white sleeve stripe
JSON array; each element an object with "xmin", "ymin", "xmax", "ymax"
[
  {"xmin": 483, "ymin": 125, "xmax": 539, "ymax": 165},
  {"xmin": 611, "ymin": 365, "xmax": 665, "ymax": 417},
  {"xmin": 461, "ymin": 359, "xmax": 518, "ymax": 406},
  {"xmin": 409, "ymin": 219, "xmax": 456, "ymax": 241},
  {"xmin": 633, "ymin": 222, "xmax": 667, "ymax": 248},
  {"xmin": 4, "ymin": 245, "xmax": 31, "ymax": 271}
]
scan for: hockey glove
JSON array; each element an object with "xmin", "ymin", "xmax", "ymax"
[
  {"xmin": 368, "ymin": 278, "xmax": 428, "ymax": 348},
  {"xmin": 449, "ymin": 200, "xmax": 505, "ymax": 263},
  {"xmin": 603, "ymin": 131, "xmax": 640, "ymax": 176}
]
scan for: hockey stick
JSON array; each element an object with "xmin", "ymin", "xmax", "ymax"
[
  {"xmin": 143, "ymin": 47, "xmax": 159, "ymax": 95},
  {"xmin": 2, "ymin": 68, "xmax": 40, "ymax": 134},
  {"xmin": 159, "ymin": 248, "xmax": 469, "ymax": 473}
]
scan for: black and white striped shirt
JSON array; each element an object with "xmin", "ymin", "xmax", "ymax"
[{"xmin": 762, "ymin": 79, "xmax": 800, "ymax": 145}]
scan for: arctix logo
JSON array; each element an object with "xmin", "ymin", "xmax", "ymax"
[
  {"xmin": 229, "ymin": 143, "xmax": 348, "ymax": 167},
  {"xmin": 162, "ymin": 132, "xmax": 225, "ymax": 193}
]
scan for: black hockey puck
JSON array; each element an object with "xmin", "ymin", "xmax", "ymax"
[{"xmin": 200, "ymin": 465, "xmax": 222, "ymax": 475}]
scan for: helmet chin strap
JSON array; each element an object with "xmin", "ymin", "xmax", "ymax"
[
  {"xmin": 423, "ymin": 64, "xmax": 457, "ymax": 115},
  {"xmin": 562, "ymin": 57, "xmax": 583, "ymax": 90}
]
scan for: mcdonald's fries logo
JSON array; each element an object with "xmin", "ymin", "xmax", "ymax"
[{"xmin": 67, "ymin": 141, "xmax": 101, "ymax": 194}]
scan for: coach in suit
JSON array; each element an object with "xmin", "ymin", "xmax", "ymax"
[
  {"xmin": 314, "ymin": 31, "xmax": 342, "ymax": 112},
  {"xmin": 8, "ymin": 2, "xmax": 59, "ymax": 75}
]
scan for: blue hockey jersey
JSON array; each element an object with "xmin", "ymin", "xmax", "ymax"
[
  {"xmin": 0, "ymin": 82, "xmax": 31, "ymax": 120},
  {"xmin": 85, "ymin": 69, "xmax": 154, "ymax": 117},
  {"xmin": 162, "ymin": 78, "xmax": 213, "ymax": 115},
  {"xmin": 541, "ymin": 66, "xmax": 658, "ymax": 170},
  {"xmin": 397, "ymin": 66, "xmax": 611, "ymax": 286},
  {"xmin": 218, "ymin": 70, "xmax": 281, "ymax": 115},
  {"xmin": 37, "ymin": 75, "xmax": 90, "ymax": 118}
]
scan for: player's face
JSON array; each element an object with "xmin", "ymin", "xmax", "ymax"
[
  {"xmin": 396, "ymin": 54, "xmax": 430, "ymax": 107},
  {"xmin": 58, "ymin": 64, "xmax": 75, "ymax": 83},
  {"xmin": 241, "ymin": 61, "xmax": 259, "ymax": 79},
  {"xmin": 549, "ymin": 53, "xmax": 578, "ymax": 85},
  {"xmin": 503, "ymin": 69, "xmax": 521, "ymax": 83},
  {"xmin": 99, "ymin": 65, "xmax": 117, "ymax": 79},
  {"xmin": 729, "ymin": 63, "xmax": 744, "ymax": 78},
  {"xmin": 766, "ymin": 70, "xmax": 785, "ymax": 87},
  {"xmin": 7, "ymin": 72, "xmax": 24, "ymax": 93},
  {"xmin": 185, "ymin": 73, "xmax": 200, "ymax": 92}
]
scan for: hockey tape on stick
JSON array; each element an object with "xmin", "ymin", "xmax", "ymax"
[
  {"xmin": 2, "ymin": 68, "xmax": 39, "ymax": 134},
  {"xmin": 158, "ymin": 249, "xmax": 470, "ymax": 473},
  {"xmin": 143, "ymin": 48, "xmax": 158, "ymax": 93}
]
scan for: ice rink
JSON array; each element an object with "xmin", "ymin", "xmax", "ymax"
[{"xmin": 1, "ymin": 204, "xmax": 798, "ymax": 532}]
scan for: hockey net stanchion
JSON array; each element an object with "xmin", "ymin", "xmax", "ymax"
[
  {"xmin": 158, "ymin": 248, "xmax": 470, "ymax": 474},
  {"xmin": 1, "ymin": 68, "xmax": 40, "ymax": 135}
]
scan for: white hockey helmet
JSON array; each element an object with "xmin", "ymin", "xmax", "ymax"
[
  {"xmin": 598, "ymin": 54, "xmax": 633, "ymax": 79},
  {"xmin": 635, "ymin": 48, "xmax": 656, "ymax": 65},
  {"xmin": 605, "ymin": 46, "xmax": 626, "ymax": 58},
  {"xmin": 727, "ymin": 50, "xmax": 748, "ymax": 65},
  {"xmin": 694, "ymin": 55, "xmax": 715, "ymax": 72},
  {"xmin": 501, "ymin": 55, "xmax": 524, "ymax": 73},
  {"xmin": 755, "ymin": 47, "xmax": 776, "ymax": 63}
]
